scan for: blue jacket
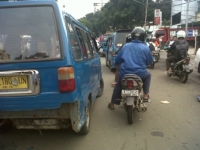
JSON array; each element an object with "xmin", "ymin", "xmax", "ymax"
[{"xmin": 115, "ymin": 40, "xmax": 153, "ymax": 78}]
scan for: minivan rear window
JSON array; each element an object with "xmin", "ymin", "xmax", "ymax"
[
  {"xmin": 0, "ymin": 6, "xmax": 60, "ymax": 62},
  {"xmin": 116, "ymin": 32, "xmax": 131, "ymax": 48},
  {"xmin": 155, "ymin": 30, "xmax": 165, "ymax": 39}
]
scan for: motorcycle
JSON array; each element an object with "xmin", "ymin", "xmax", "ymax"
[
  {"xmin": 167, "ymin": 54, "xmax": 193, "ymax": 83},
  {"xmin": 120, "ymin": 74, "xmax": 147, "ymax": 124},
  {"xmin": 148, "ymin": 46, "xmax": 161, "ymax": 69},
  {"xmin": 154, "ymin": 47, "xmax": 160, "ymax": 62}
]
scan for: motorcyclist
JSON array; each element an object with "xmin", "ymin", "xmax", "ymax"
[
  {"xmin": 152, "ymin": 37, "xmax": 159, "ymax": 48},
  {"xmin": 111, "ymin": 34, "xmax": 132, "ymax": 86},
  {"xmin": 164, "ymin": 36, "xmax": 177, "ymax": 50},
  {"xmin": 166, "ymin": 30, "xmax": 189, "ymax": 74},
  {"xmin": 108, "ymin": 27, "xmax": 153, "ymax": 110}
]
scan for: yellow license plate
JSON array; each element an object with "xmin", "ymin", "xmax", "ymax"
[{"xmin": 0, "ymin": 76, "xmax": 28, "ymax": 90}]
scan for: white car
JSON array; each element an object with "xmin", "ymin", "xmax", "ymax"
[{"xmin": 194, "ymin": 48, "xmax": 200, "ymax": 73}]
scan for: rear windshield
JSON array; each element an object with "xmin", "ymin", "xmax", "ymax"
[
  {"xmin": 155, "ymin": 30, "xmax": 165, "ymax": 39},
  {"xmin": 0, "ymin": 6, "xmax": 60, "ymax": 62},
  {"xmin": 116, "ymin": 32, "xmax": 131, "ymax": 48}
]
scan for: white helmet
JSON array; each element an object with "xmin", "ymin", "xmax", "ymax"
[{"xmin": 176, "ymin": 30, "xmax": 186, "ymax": 38}]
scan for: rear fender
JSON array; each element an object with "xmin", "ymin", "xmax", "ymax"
[{"xmin": 126, "ymin": 96, "xmax": 134, "ymax": 106}]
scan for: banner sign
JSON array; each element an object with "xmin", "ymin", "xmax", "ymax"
[
  {"xmin": 154, "ymin": 9, "xmax": 161, "ymax": 25},
  {"xmin": 154, "ymin": 17, "xmax": 160, "ymax": 25}
]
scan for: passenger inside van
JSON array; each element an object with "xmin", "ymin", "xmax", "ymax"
[
  {"xmin": 50, "ymin": 34, "xmax": 60, "ymax": 58},
  {"xmin": 28, "ymin": 34, "xmax": 60, "ymax": 59},
  {"xmin": 3, "ymin": 34, "xmax": 22, "ymax": 60}
]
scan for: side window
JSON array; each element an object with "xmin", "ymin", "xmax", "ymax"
[
  {"xmin": 64, "ymin": 16, "xmax": 82, "ymax": 61},
  {"xmin": 80, "ymin": 30, "xmax": 93, "ymax": 59},
  {"xmin": 76, "ymin": 28, "xmax": 88, "ymax": 59},
  {"xmin": 86, "ymin": 33, "xmax": 96, "ymax": 56}
]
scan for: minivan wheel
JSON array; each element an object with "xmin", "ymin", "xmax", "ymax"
[
  {"xmin": 78, "ymin": 100, "xmax": 91, "ymax": 135},
  {"xmin": 198, "ymin": 63, "xmax": 200, "ymax": 73},
  {"xmin": 0, "ymin": 119, "xmax": 13, "ymax": 133},
  {"xmin": 106, "ymin": 58, "xmax": 108, "ymax": 67},
  {"xmin": 96, "ymin": 78, "xmax": 104, "ymax": 97}
]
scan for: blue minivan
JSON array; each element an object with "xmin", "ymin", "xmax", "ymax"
[
  {"xmin": 105, "ymin": 29, "xmax": 132, "ymax": 71},
  {"xmin": 0, "ymin": 0, "xmax": 104, "ymax": 135}
]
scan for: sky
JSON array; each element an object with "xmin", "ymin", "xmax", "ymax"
[{"xmin": 58, "ymin": 0, "xmax": 109, "ymax": 19}]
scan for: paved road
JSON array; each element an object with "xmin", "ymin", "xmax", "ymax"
[{"xmin": 0, "ymin": 51, "xmax": 200, "ymax": 150}]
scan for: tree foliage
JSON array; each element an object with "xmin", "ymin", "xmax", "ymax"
[{"xmin": 78, "ymin": 0, "xmax": 171, "ymax": 37}]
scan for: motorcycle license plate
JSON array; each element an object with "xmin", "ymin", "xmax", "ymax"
[
  {"xmin": 121, "ymin": 90, "xmax": 139, "ymax": 96},
  {"xmin": 182, "ymin": 65, "xmax": 190, "ymax": 72}
]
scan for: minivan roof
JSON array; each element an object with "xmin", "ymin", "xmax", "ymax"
[{"xmin": 115, "ymin": 29, "xmax": 132, "ymax": 33}]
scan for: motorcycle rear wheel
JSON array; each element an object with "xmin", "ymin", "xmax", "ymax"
[
  {"xmin": 179, "ymin": 72, "xmax": 188, "ymax": 83},
  {"xmin": 150, "ymin": 63, "xmax": 154, "ymax": 69},
  {"xmin": 157, "ymin": 53, "xmax": 160, "ymax": 61},
  {"xmin": 127, "ymin": 105, "xmax": 133, "ymax": 124}
]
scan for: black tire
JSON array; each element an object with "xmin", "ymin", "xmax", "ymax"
[
  {"xmin": 150, "ymin": 63, "xmax": 154, "ymax": 69},
  {"xmin": 0, "ymin": 119, "xmax": 13, "ymax": 133},
  {"xmin": 179, "ymin": 72, "xmax": 188, "ymax": 83},
  {"xmin": 198, "ymin": 63, "xmax": 200, "ymax": 73},
  {"xmin": 78, "ymin": 100, "xmax": 91, "ymax": 135},
  {"xmin": 106, "ymin": 58, "xmax": 108, "ymax": 67},
  {"xmin": 109, "ymin": 61, "xmax": 115, "ymax": 72},
  {"xmin": 167, "ymin": 73, "xmax": 172, "ymax": 77},
  {"xmin": 127, "ymin": 105, "xmax": 133, "ymax": 124},
  {"xmin": 96, "ymin": 78, "xmax": 104, "ymax": 97},
  {"xmin": 157, "ymin": 53, "xmax": 160, "ymax": 61}
]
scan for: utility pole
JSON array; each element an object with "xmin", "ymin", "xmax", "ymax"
[
  {"xmin": 144, "ymin": 0, "xmax": 148, "ymax": 30},
  {"xmin": 133, "ymin": 0, "xmax": 148, "ymax": 29},
  {"xmin": 185, "ymin": 0, "xmax": 189, "ymax": 37}
]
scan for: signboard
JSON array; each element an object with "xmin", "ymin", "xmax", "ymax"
[
  {"xmin": 154, "ymin": 17, "xmax": 160, "ymax": 25},
  {"xmin": 187, "ymin": 30, "xmax": 193, "ymax": 37},
  {"xmin": 154, "ymin": 9, "xmax": 161, "ymax": 25},
  {"xmin": 154, "ymin": 9, "xmax": 160, "ymax": 17},
  {"xmin": 170, "ymin": 29, "xmax": 198, "ymax": 38}
]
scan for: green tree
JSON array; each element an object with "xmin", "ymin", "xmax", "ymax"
[{"xmin": 78, "ymin": 0, "xmax": 171, "ymax": 37}]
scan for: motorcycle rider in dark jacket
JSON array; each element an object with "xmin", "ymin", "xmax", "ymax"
[{"xmin": 166, "ymin": 30, "xmax": 189, "ymax": 74}]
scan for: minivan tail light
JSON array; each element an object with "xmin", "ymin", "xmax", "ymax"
[{"xmin": 58, "ymin": 67, "xmax": 76, "ymax": 92}]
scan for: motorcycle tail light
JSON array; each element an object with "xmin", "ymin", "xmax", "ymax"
[
  {"xmin": 126, "ymin": 80, "xmax": 134, "ymax": 89},
  {"xmin": 185, "ymin": 58, "xmax": 190, "ymax": 64}
]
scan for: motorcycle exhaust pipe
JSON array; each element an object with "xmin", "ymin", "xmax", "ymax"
[{"xmin": 140, "ymin": 103, "xmax": 147, "ymax": 112}]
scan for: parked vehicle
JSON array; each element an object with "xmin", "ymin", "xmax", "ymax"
[
  {"xmin": 167, "ymin": 54, "xmax": 193, "ymax": 83},
  {"xmin": 194, "ymin": 48, "xmax": 200, "ymax": 73},
  {"xmin": 0, "ymin": 0, "xmax": 104, "ymax": 135},
  {"xmin": 121, "ymin": 74, "xmax": 147, "ymax": 124},
  {"xmin": 154, "ymin": 27, "xmax": 200, "ymax": 49},
  {"xmin": 105, "ymin": 29, "xmax": 132, "ymax": 71}
]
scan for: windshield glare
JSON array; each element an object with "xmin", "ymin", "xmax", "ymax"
[{"xmin": 0, "ymin": 6, "xmax": 60, "ymax": 62}]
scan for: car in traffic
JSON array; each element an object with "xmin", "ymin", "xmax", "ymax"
[{"xmin": 194, "ymin": 48, "xmax": 200, "ymax": 73}]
